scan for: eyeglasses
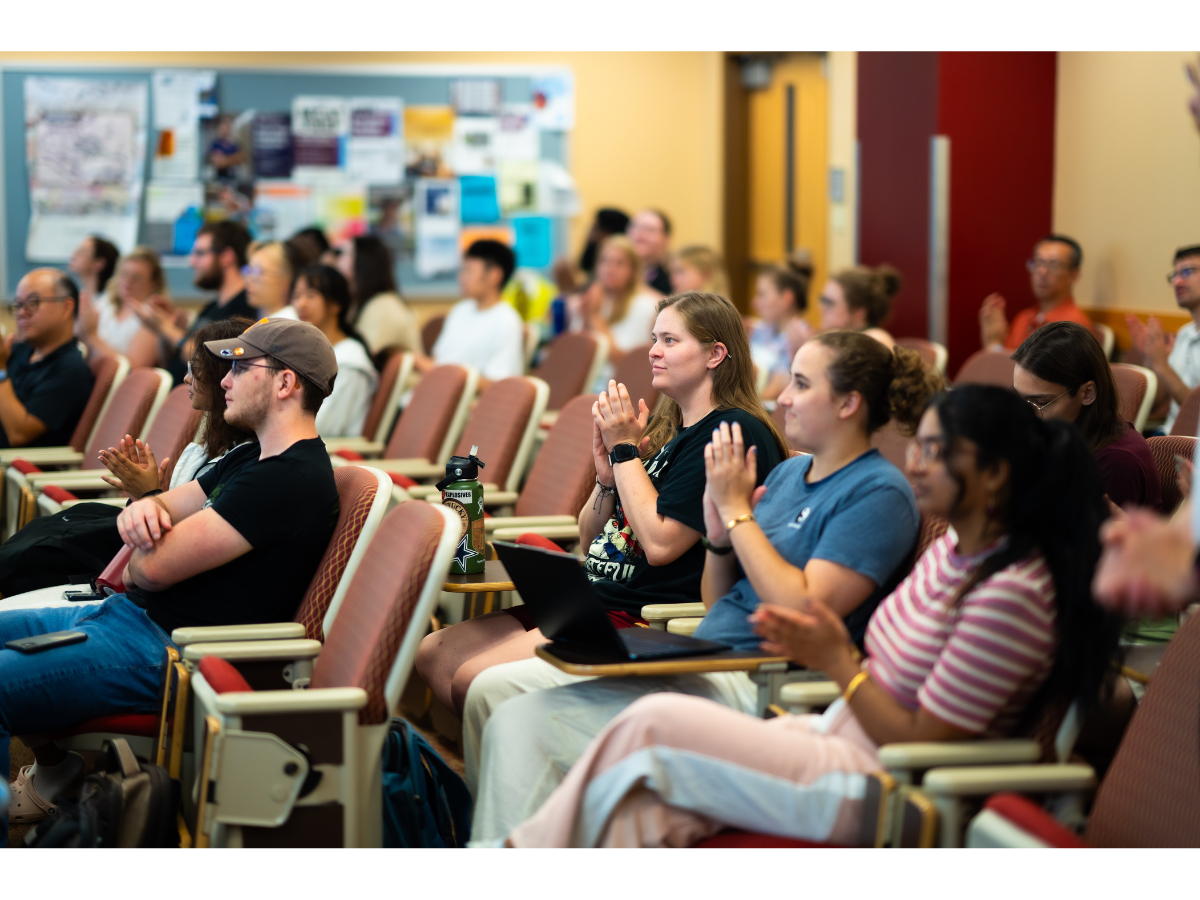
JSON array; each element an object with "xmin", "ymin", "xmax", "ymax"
[
  {"xmin": 241, "ymin": 264, "xmax": 264, "ymax": 279},
  {"xmin": 6, "ymin": 294, "xmax": 71, "ymax": 315},
  {"xmin": 1168, "ymin": 266, "xmax": 1199, "ymax": 284},
  {"xmin": 906, "ymin": 437, "xmax": 948, "ymax": 469},
  {"xmin": 230, "ymin": 360, "xmax": 282, "ymax": 377},
  {"xmin": 1013, "ymin": 385, "xmax": 1073, "ymax": 416},
  {"xmin": 189, "ymin": 247, "xmax": 215, "ymax": 259},
  {"xmin": 1026, "ymin": 258, "xmax": 1071, "ymax": 274}
]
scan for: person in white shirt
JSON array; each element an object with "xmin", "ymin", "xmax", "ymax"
[
  {"xmin": 290, "ymin": 264, "xmax": 379, "ymax": 438},
  {"xmin": 415, "ymin": 239, "xmax": 525, "ymax": 391},
  {"xmin": 1126, "ymin": 245, "xmax": 1200, "ymax": 434},
  {"xmin": 78, "ymin": 246, "xmax": 167, "ymax": 368}
]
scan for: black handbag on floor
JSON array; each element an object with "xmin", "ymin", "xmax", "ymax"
[{"xmin": 0, "ymin": 502, "xmax": 125, "ymax": 596}]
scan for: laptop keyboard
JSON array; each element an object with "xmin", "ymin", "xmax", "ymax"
[{"xmin": 619, "ymin": 631, "xmax": 693, "ymax": 659}]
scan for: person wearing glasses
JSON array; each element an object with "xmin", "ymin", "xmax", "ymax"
[
  {"xmin": 1011, "ymin": 320, "xmax": 1161, "ymax": 511},
  {"xmin": 979, "ymin": 235, "xmax": 1092, "ymax": 352},
  {"xmin": 1124, "ymin": 245, "xmax": 1200, "ymax": 434},
  {"xmin": 0, "ymin": 268, "xmax": 93, "ymax": 449},
  {"xmin": 244, "ymin": 240, "xmax": 301, "ymax": 321}
]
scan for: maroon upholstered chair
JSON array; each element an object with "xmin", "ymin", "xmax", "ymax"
[
  {"xmin": 612, "ymin": 342, "xmax": 659, "ymax": 412},
  {"xmin": 533, "ymin": 331, "xmax": 606, "ymax": 412},
  {"xmin": 1147, "ymin": 435, "xmax": 1196, "ymax": 516},
  {"xmin": 1171, "ymin": 386, "xmax": 1200, "ymax": 437},
  {"xmin": 952, "ymin": 349, "xmax": 1016, "ymax": 387},
  {"xmin": 1111, "ymin": 363, "xmax": 1157, "ymax": 432}
]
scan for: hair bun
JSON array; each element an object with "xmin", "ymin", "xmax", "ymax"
[
  {"xmin": 874, "ymin": 264, "xmax": 903, "ymax": 299},
  {"xmin": 786, "ymin": 249, "xmax": 815, "ymax": 279}
]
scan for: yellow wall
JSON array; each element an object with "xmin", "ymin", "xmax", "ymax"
[
  {"xmin": 0, "ymin": 51, "xmax": 726, "ymax": 281},
  {"xmin": 1054, "ymin": 51, "xmax": 1200, "ymax": 315},
  {"xmin": 826, "ymin": 51, "xmax": 857, "ymax": 273}
]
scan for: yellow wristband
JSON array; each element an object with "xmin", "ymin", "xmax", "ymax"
[
  {"xmin": 843, "ymin": 670, "xmax": 870, "ymax": 706},
  {"xmin": 725, "ymin": 512, "xmax": 755, "ymax": 532}
]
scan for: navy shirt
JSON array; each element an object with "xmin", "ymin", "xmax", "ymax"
[
  {"xmin": 1, "ymin": 341, "xmax": 93, "ymax": 449},
  {"xmin": 695, "ymin": 449, "xmax": 920, "ymax": 651}
]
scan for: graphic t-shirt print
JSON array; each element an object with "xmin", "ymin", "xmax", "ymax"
[{"xmin": 584, "ymin": 446, "xmax": 671, "ymax": 585}]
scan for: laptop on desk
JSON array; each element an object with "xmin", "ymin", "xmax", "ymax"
[{"xmin": 492, "ymin": 541, "xmax": 730, "ymax": 663}]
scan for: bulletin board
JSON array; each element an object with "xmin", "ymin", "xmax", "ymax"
[{"xmin": 0, "ymin": 64, "xmax": 576, "ymax": 300}]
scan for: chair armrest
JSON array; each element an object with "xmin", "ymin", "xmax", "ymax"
[
  {"xmin": 323, "ymin": 438, "xmax": 385, "ymax": 457},
  {"xmin": 492, "ymin": 524, "xmax": 580, "ymax": 542},
  {"xmin": 1, "ymin": 450, "xmax": 85, "ymax": 467},
  {"xmin": 27, "ymin": 472, "xmax": 115, "ymax": 490},
  {"xmin": 172, "ymin": 622, "xmax": 307, "ymax": 646},
  {"xmin": 778, "ymin": 680, "xmax": 841, "ymax": 709},
  {"xmin": 879, "ymin": 740, "xmax": 1042, "ymax": 771},
  {"xmin": 921, "ymin": 764, "xmax": 1096, "ymax": 797},
  {"xmin": 372, "ymin": 459, "xmax": 445, "ymax": 480},
  {"xmin": 666, "ymin": 617, "xmax": 703, "ymax": 636},
  {"xmin": 539, "ymin": 411, "xmax": 560, "ymax": 428},
  {"xmin": 482, "ymin": 490, "xmax": 519, "ymax": 506},
  {"xmin": 181, "ymin": 638, "xmax": 321, "ymax": 663},
  {"xmin": 642, "ymin": 602, "xmax": 709, "ymax": 622},
  {"xmin": 485, "ymin": 514, "xmax": 577, "ymax": 533},
  {"xmin": 212, "ymin": 686, "xmax": 368, "ymax": 716}
]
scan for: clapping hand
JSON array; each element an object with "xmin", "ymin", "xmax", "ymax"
[
  {"xmin": 749, "ymin": 600, "xmax": 853, "ymax": 672},
  {"xmin": 979, "ymin": 293, "xmax": 1008, "ymax": 347},
  {"xmin": 593, "ymin": 380, "xmax": 650, "ymax": 453},
  {"xmin": 704, "ymin": 421, "xmax": 758, "ymax": 524},
  {"xmin": 1093, "ymin": 508, "xmax": 1198, "ymax": 618},
  {"xmin": 98, "ymin": 434, "xmax": 168, "ymax": 499}
]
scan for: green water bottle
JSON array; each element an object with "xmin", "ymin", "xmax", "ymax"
[{"xmin": 436, "ymin": 445, "xmax": 487, "ymax": 575}]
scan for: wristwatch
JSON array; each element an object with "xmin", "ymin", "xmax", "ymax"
[{"xmin": 608, "ymin": 442, "xmax": 640, "ymax": 466}]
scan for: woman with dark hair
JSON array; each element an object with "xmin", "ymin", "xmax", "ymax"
[
  {"xmin": 336, "ymin": 235, "xmax": 418, "ymax": 358},
  {"xmin": 291, "ymin": 264, "xmax": 379, "ymax": 438},
  {"xmin": 1011, "ymin": 320, "xmax": 1161, "ymax": 510},
  {"xmin": 498, "ymin": 385, "xmax": 1121, "ymax": 847},
  {"xmin": 750, "ymin": 251, "xmax": 815, "ymax": 400},
  {"xmin": 818, "ymin": 264, "xmax": 901, "ymax": 350},
  {"xmin": 465, "ymin": 330, "xmax": 945, "ymax": 842},
  {"xmin": 68, "ymin": 235, "xmax": 120, "ymax": 308},
  {"xmin": 97, "ymin": 317, "xmax": 257, "ymax": 498}
]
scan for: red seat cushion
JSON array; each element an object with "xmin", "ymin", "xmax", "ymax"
[
  {"xmin": 198, "ymin": 656, "xmax": 255, "ymax": 694},
  {"xmin": 984, "ymin": 793, "xmax": 1087, "ymax": 847},
  {"xmin": 41, "ymin": 485, "xmax": 79, "ymax": 504},
  {"xmin": 696, "ymin": 830, "xmax": 845, "ymax": 848},
  {"xmin": 515, "ymin": 532, "xmax": 563, "ymax": 552},
  {"xmin": 11, "ymin": 459, "xmax": 42, "ymax": 475},
  {"xmin": 388, "ymin": 472, "xmax": 419, "ymax": 489},
  {"xmin": 335, "ymin": 449, "xmax": 366, "ymax": 461},
  {"xmin": 47, "ymin": 714, "xmax": 160, "ymax": 740}
]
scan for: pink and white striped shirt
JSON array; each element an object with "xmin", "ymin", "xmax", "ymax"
[{"xmin": 863, "ymin": 532, "xmax": 1057, "ymax": 737}]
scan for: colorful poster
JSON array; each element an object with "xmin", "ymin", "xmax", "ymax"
[
  {"xmin": 511, "ymin": 216, "xmax": 553, "ymax": 269},
  {"xmin": 499, "ymin": 160, "xmax": 539, "ymax": 215},
  {"xmin": 450, "ymin": 116, "xmax": 499, "ymax": 175},
  {"xmin": 531, "ymin": 72, "xmax": 575, "ymax": 130},
  {"xmin": 291, "ymin": 96, "xmax": 348, "ymax": 182},
  {"xmin": 24, "ymin": 77, "xmax": 148, "ymax": 259},
  {"xmin": 450, "ymin": 79, "xmax": 502, "ymax": 116},
  {"xmin": 251, "ymin": 180, "xmax": 314, "ymax": 243},
  {"xmin": 495, "ymin": 104, "xmax": 540, "ymax": 162},
  {"xmin": 151, "ymin": 69, "xmax": 213, "ymax": 181},
  {"xmin": 459, "ymin": 175, "xmax": 500, "ymax": 224},
  {"xmin": 313, "ymin": 182, "xmax": 368, "ymax": 244},
  {"xmin": 346, "ymin": 97, "xmax": 404, "ymax": 185},
  {"xmin": 251, "ymin": 112, "xmax": 293, "ymax": 178},
  {"xmin": 404, "ymin": 106, "xmax": 455, "ymax": 179},
  {"xmin": 414, "ymin": 178, "xmax": 460, "ymax": 278}
]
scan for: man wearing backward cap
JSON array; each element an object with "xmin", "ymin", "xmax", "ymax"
[{"xmin": 0, "ymin": 318, "xmax": 341, "ymax": 827}]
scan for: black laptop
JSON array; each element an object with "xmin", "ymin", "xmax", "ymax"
[{"xmin": 493, "ymin": 541, "xmax": 729, "ymax": 662}]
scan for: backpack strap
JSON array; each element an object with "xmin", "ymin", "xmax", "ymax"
[{"xmin": 108, "ymin": 738, "xmax": 142, "ymax": 779}]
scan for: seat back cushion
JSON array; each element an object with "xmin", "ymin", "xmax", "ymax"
[
  {"xmin": 143, "ymin": 385, "xmax": 204, "ymax": 488},
  {"xmin": 83, "ymin": 368, "xmax": 165, "ymax": 466},
  {"xmin": 453, "ymin": 377, "xmax": 537, "ymax": 492},
  {"xmin": 384, "ymin": 364, "xmax": 468, "ymax": 462},
  {"xmin": 68, "ymin": 354, "xmax": 121, "ymax": 452},
  {"xmin": 533, "ymin": 332, "xmax": 599, "ymax": 411},
  {"xmin": 514, "ymin": 393, "xmax": 597, "ymax": 518}
]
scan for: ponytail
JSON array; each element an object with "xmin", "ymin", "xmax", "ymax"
[
  {"xmin": 764, "ymin": 249, "xmax": 814, "ymax": 314},
  {"xmin": 832, "ymin": 263, "xmax": 902, "ymax": 328},
  {"xmin": 932, "ymin": 386, "xmax": 1122, "ymax": 714}
]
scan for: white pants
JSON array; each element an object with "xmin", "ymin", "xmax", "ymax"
[{"xmin": 464, "ymin": 656, "xmax": 757, "ymax": 845}]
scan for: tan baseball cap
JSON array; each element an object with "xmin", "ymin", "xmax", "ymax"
[{"xmin": 204, "ymin": 317, "xmax": 338, "ymax": 396}]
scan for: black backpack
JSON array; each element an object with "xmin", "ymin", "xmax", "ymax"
[
  {"xmin": 29, "ymin": 738, "xmax": 178, "ymax": 848},
  {"xmin": 0, "ymin": 502, "xmax": 125, "ymax": 596},
  {"xmin": 381, "ymin": 718, "xmax": 472, "ymax": 848}
]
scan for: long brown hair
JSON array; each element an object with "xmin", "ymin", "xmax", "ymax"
[
  {"xmin": 108, "ymin": 245, "xmax": 168, "ymax": 312},
  {"xmin": 639, "ymin": 291, "xmax": 788, "ymax": 459},
  {"xmin": 596, "ymin": 234, "xmax": 643, "ymax": 326},
  {"xmin": 190, "ymin": 317, "xmax": 256, "ymax": 459}
]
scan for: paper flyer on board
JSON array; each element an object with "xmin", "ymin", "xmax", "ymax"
[
  {"xmin": 530, "ymin": 72, "xmax": 575, "ymax": 130},
  {"xmin": 291, "ymin": 95, "xmax": 349, "ymax": 183},
  {"xmin": 151, "ymin": 69, "xmax": 214, "ymax": 181},
  {"xmin": 346, "ymin": 97, "xmax": 404, "ymax": 185},
  {"xmin": 24, "ymin": 77, "xmax": 148, "ymax": 259},
  {"xmin": 414, "ymin": 178, "xmax": 461, "ymax": 278}
]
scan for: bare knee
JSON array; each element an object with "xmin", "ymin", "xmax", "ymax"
[{"xmin": 415, "ymin": 628, "xmax": 444, "ymax": 682}]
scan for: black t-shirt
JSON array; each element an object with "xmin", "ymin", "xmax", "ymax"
[
  {"xmin": 645, "ymin": 265, "xmax": 673, "ymax": 296},
  {"xmin": 127, "ymin": 437, "xmax": 339, "ymax": 633},
  {"xmin": 0, "ymin": 341, "xmax": 94, "ymax": 449},
  {"xmin": 588, "ymin": 407, "xmax": 785, "ymax": 615},
  {"xmin": 168, "ymin": 290, "xmax": 255, "ymax": 384}
]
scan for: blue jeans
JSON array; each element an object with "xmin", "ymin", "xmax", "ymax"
[{"xmin": 0, "ymin": 595, "xmax": 175, "ymax": 836}]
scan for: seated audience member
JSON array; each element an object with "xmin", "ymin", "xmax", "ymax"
[
  {"xmin": 1011, "ymin": 321, "xmax": 1161, "ymax": 511},
  {"xmin": 575, "ymin": 207, "xmax": 631, "ymax": 283},
  {"xmin": 669, "ymin": 245, "xmax": 730, "ymax": 297},
  {"xmin": 498, "ymin": 385, "xmax": 1121, "ymax": 847},
  {"xmin": 131, "ymin": 221, "xmax": 254, "ymax": 384},
  {"xmin": 245, "ymin": 241, "xmax": 301, "ymax": 320},
  {"xmin": 1125, "ymin": 245, "xmax": 1200, "ymax": 433},
  {"xmin": 415, "ymin": 291, "xmax": 787, "ymax": 717},
  {"xmin": 337, "ymin": 235, "xmax": 419, "ymax": 359},
  {"xmin": 292, "ymin": 264, "xmax": 378, "ymax": 438},
  {"xmin": 414, "ymin": 240, "xmax": 526, "ymax": 390},
  {"xmin": 78, "ymin": 246, "xmax": 167, "ymax": 368},
  {"xmin": 979, "ymin": 234, "xmax": 1092, "ymax": 352},
  {"xmin": 67, "ymin": 234, "xmax": 119, "ymax": 310},
  {"xmin": 0, "ymin": 317, "xmax": 340, "ymax": 826},
  {"xmin": 750, "ymin": 253, "xmax": 815, "ymax": 400},
  {"xmin": 467, "ymin": 331, "xmax": 940, "ymax": 841},
  {"xmin": 568, "ymin": 235, "xmax": 663, "ymax": 389},
  {"xmin": 0, "ymin": 269, "xmax": 93, "ymax": 450},
  {"xmin": 97, "ymin": 317, "xmax": 256, "ymax": 499},
  {"xmin": 817, "ymin": 265, "xmax": 900, "ymax": 350},
  {"xmin": 288, "ymin": 226, "xmax": 331, "ymax": 268},
  {"xmin": 627, "ymin": 209, "xmax": 673, "ymax": 296}
]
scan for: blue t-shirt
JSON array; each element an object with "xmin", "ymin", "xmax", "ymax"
[{"xmin": 694, "ymin": 448, "xmax": 919, "ymax": 651}]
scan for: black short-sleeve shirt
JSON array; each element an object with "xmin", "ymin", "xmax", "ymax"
[
  {"xmin": 587, "ymin": 407, "xmax": 785, "ymax": 615},
  {"xmin": 127, "ymin": 437, "xmax": 340, "ymax": 633},
  {"xmin": 1, "ymin": 341, "xmax": 94, "ymax": 449}
]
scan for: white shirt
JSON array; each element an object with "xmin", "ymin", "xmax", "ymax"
[
  {"xmin": 315, "ymin": 338, "xmax": 378, "ymax": 439},
  {"xmin": 356, "ymin": 291, "xmax": 419, "ymax": 356},
  {"xmin": 262, "ymin": 305, "xmax": 299, "ymax": 320},
  {"xmin": 432, "ymin": 298, "xmax": 526, "ymax": 382},
  {"xmin": 580, "ymin": 291, "xmax": 659, "ymax": 391},
  {"xmin": 1165, "ymin": 320, "xmax": 1200, "ymax": 433},
  {"xmin": 96, "ymin": 297, "xmax": 146, "ymax": 354}
]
